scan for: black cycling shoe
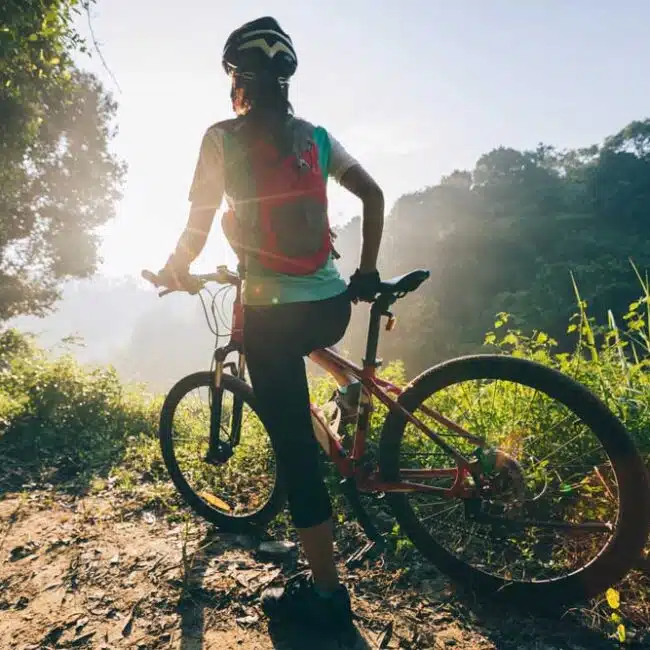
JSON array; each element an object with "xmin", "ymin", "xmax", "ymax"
[{"xmin": 261, "ymin": 572, "xmax": 356, "ymax": 645}]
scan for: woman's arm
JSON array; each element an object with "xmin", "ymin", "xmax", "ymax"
[
  {"xmin": 338, "ymin": 164, "xmax": 384, "ymax": 273},
  {"xmin": 167, "ymin": 204, "xmax": 217, "ymax": 269},
  {"xmin": 161, "ymin": 128, "xmax": 225, "ymax": 282}
]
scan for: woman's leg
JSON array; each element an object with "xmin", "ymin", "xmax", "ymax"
[
  {"xmin": 244, "ymin": 305, "xmax": 340, "ymax": 590},
  {"xmin": 297, "ymin": 519, "xmax": 339, "ymax": 591},
  {"xmin": 243, "ymin": 295, "xmax": 355, "ymax": 640}
]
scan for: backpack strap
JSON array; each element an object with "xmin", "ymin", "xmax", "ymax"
[{"xmin": 287, "ymin": 117, "xmax": 317, "ymax": 169}]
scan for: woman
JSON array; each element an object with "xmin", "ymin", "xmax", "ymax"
[{"xmin": 159, "ymin": 16, "xmax": 384, "ymax": 641}]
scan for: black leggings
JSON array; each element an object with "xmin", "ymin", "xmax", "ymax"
[{"xmin": 244, "ymin": 291, "xmax": 351, "ymax": 529}]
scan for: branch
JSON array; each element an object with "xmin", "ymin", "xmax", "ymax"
[{"xmin": 85, "ymin": 1, "xmax": 122, "ymax": 94}]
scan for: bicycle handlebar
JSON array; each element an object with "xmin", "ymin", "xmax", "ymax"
[{"xmin": 141, "ymin": 266, "xmax": 240, "ymax": 297}]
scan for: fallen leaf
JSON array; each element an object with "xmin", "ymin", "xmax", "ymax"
[
  {"xmin": 9, "ymin": 541, "xmax": 39, "ymax": 561},
  {"xmin": 121, "ymin": 597, "xmax": 144, "ymax": 637},
  {"xmin": 229, "ymin": 570, "xmax": 261, "ymax": 589},
  {"xmin": 14, "ymin": 595, "xmax": 29, "ymax": 610},
  {"xmin": 41, "ymin": 625, "xmax": 65, "ymax": 646},
  {"xmin": 236, "ymin": 614, "xmax": 259, "ymax": 626},
  {"xmin": 257, "ymin": 540, "xmax": 296, "ymax": 556},
  {"xmin": 69, "ymin": 631, "xmax": 96, "ymax": 647},
  {"xmin": 606, "ymin": 587, "xmax": 620, "ymax": 609}
]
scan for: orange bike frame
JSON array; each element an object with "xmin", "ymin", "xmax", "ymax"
[{"xmin": 311, "ymin": 346, "xmax": 486, "ymax": 499}]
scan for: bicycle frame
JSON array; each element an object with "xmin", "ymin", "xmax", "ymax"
[
  {"xmin": 209, "ymin": 269, "xmax": 489, "ymax": 501},
  {"xmin": 314, "ymin": 347, "xmax": 483, "ymax": 494}
]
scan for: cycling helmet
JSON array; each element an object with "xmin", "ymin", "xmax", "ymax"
[{"xmin": 222, "ymin": 16, "xmax": 297, "ymax": 79}]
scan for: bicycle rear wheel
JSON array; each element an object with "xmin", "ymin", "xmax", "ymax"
[
  {"xmin": 379, "ymin": 354, "xmax": 650, "ymax": 607},
  {"xmin": 159, "ymin": 371, "xmax": 286, "ymax": 531}
]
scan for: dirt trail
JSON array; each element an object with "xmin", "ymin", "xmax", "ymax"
[{"xmin": 0, "ymin": 490, "xmax": 624, "ymax": 650}]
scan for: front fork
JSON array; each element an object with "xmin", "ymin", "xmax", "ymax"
[{"xmin": 206, "ymin": 343, "xmax": 246, "ymax": 463}]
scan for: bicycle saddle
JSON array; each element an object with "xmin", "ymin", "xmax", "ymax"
[{"xmin": 379, "ymin": 269, "xmax": 430, "ymax": 295}]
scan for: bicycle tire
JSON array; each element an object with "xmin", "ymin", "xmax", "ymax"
[
  {"xmin": 379, "ymin": 354, "xmax": 650, "ymax": 607},
  {"xmin": 159, "ymin": 371, "xmax": 286, "ymax": 531}
]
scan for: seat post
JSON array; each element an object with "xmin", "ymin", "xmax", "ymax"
[{"xmin": 363, "ymin": 300, "xmax": 385, "ymax": 369}]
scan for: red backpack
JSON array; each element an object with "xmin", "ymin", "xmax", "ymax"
[{"xmin": 221, "ymin": 117, "xmax": 332, "ymax": 275}]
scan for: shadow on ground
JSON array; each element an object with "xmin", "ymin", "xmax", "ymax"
[
  {"xmin": 176, "ymin": 526, "xmax": 372, "ymax": 650},
  {"xmin": 445, "ymin": 588, "xmax": 623, "ymax": 650},
  {"xmin": 177, "ymin": 528, "xmax": 229, "ymax": 650}
]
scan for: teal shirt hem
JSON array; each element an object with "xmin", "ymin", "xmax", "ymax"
[{"xmin": 243, "ymin": 255, "xmax": 347, "ymax": 305}]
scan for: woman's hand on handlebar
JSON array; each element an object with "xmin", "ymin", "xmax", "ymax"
[
  {"xmin": 156, "ymin": 264, "xmax": 191, "ymax": 291},
  {"xmin": 141, "ymin": 262, "xmax": 200, "ymax": 296}
]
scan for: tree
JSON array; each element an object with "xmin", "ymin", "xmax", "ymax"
[
  {"xmin": 0, "ymin": 0, "xmax": 125, "ymax": 321},
  {"xmin": 440, "ymin": 169, "xmax": 472, "ymax": 190},
  {"xmin": 604, "ymin": 119, "xmax": 650, "ymax": 158}
]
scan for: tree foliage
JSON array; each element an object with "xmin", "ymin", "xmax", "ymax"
[
  {"xmin": 0, "ymin": 0, "xmax": 125, "ymax": 321},
  {"xmin": 333, "ymin": 118, "xmax": 650, "ymax": 373}
]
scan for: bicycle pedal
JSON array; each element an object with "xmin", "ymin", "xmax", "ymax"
[{"xmin": 319, "ymin": 401, "xmax": 344, "ymax": 436}]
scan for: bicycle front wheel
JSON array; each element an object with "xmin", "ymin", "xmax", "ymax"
[
  {"xmin": 379, "ymin": 354, "xmax": 650, "ymax": 606},
  {"xmin": 159, "ymin": 372, "xmax": 286, "ymax": 531}
]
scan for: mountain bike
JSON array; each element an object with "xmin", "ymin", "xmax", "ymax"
[{"xmin": 142, "ymin": 265, "xmax": 650, "ymax": 606}]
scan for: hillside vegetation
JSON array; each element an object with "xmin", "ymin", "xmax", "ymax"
[{"xmin": 333, "ymin": 118, "xmax": 650, "ymax": 375}]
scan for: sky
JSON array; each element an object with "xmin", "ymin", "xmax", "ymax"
[{"xmin": 73, "ymin": 0, "xmax": 650, "ymax": 279}]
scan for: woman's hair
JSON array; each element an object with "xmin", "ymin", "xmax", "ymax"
[
  {"xmin": 232, "ymin": 74, "xmax": 294, "ymax": 152},
  {"xmin": 232, "ymin": 74, "xmax": 291, "ymax": 115}
]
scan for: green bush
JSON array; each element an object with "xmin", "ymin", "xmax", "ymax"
[{"xmin": 0, "ymin": 328, "xmax": 161, "ymax": 489}]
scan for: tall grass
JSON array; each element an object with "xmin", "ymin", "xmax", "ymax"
[{"xmin": 482, "ymin": 274, "xmax": 650, "ymax": 463}]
